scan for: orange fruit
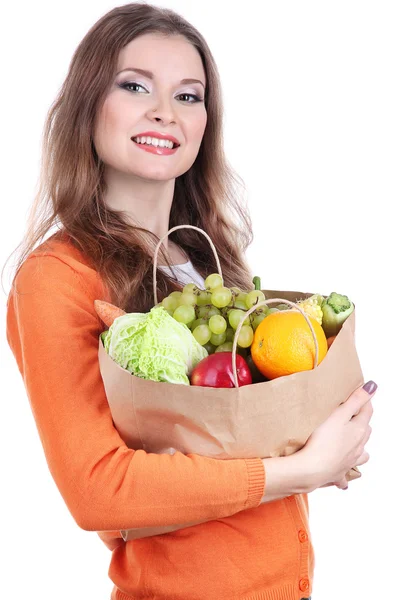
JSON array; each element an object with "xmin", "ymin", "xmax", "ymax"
[{"xmin": 251, "ymin": 310, "xmax": 328, "ymax": 379}]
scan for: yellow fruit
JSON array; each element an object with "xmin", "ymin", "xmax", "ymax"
[
  {"xmin": 296, "ymin": 295, "xmax": 324, "ymax": 325},
  {"xmin": 251, "ymin": 310, "xmax": 328, "ymax": 379}
]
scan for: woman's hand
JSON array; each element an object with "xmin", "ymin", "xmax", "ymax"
[{"xmin": 299, "ymin": 381, "xmax": 377, "ymax": 490}]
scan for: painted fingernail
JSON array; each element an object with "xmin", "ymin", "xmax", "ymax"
[{"xmin": 363, "ymin": 380, "xmax": 378, "ymax": 394}]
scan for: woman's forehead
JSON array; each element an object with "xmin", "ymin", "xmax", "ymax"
[{"xmin": 116, "ymin": 34, "xmax": 206, "ymax": 84}]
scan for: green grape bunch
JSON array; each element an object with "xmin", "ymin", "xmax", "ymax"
[{"xmin": 156, "ymin": 273, "xmax": 276, "ymax": 355}]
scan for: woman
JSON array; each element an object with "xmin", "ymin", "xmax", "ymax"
[{"xmin": 5, "ymin": 3, "xmax": 376, "ymax": 599}]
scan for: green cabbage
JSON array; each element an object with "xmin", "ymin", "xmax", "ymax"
[
  {"xmin": 101, "ymin": 306, "xmax": 208, "ymax": 385},
  {"xmin": 102, "ymin": 312, "xmax": 148, "ymax": 377}
]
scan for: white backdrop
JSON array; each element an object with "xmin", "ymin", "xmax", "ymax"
[{"xmin": 1, "ymin": 1, "xmax": 398, "ymax": 598}]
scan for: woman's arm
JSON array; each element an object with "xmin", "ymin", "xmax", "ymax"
[
  {"xmin": 6, "ymin": 254, "xmax": 265, "ymax": 532},
  {"xmin": 260, "ymin": 453, "xmax": 316, "ymax": 504}
]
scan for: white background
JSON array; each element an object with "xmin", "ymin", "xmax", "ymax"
[{"xmin": 1, "ymin": 1, "xmax": 399, "ymax": 598}]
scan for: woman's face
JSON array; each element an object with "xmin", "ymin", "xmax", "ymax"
[{"xmin": 93, "ymin": 33, "xmax": 208, "ymax": 181}]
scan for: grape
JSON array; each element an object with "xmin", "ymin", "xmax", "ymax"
[
  {"xmin": 161, "ymin": 296, "xmax": 179, "ymax": 312},
  {"xmin": 173, "ymin": 305, "xmax": 195, "ymax": 325},
  {"xmin": 197, "ymin": 290, "xmax": 212, "ymax": 306},
  {"xmin": 228, "ymin": 309, "xmax": 250, "ymax": 330},
  {"xmin": 245, "ymin": 290, "xmax": 266, "ymax": 309},
  {"xmin": 204, "ymin": 273, "xmax": 223, "ymax": 290},
  {"xmin": 214, "ymin": 342, "xmax": 233, "ymax": 353},
  {"xmin": 191, "ymin": 317, "xmax": 208, "ymax": 330},
  {"xmin": 276, "ymin": 303, "xmax": 291, "ymax": 311},
  {"xmin": 237, "ymin": 325, "xmax": 254, "ymax": 348},
  {"xmin": 203, "ymin": 341, "xmax": 216, "ymax": 355},
  {"xmin": 210, "ymin": 331, "xmax": 227, "ymax": 346},
  {"xmin": 198, "ymin": 305, "xmax": 211, "ymax": 319},
  {"xmin": 178, "ymin": 292, "xmax": 197, "ymax": 306},
  {"xmin": 219, "ymin": 306, "xmax": 229, "ymax": 320},
  {"xmin": 197, "ymin": 309, "xmax": 222, "ymax": 331},
  {"xmin": 198, "ymin": 304, "xmax": 220, "ymax": 318},
  {"xmin": 230, "ymin": 287, "xmax": 242, "ymax": 294},
  {"xmin": 211, "ymin": 286, "xmax": 232, "ymax": 308},
  {"xmin": 225, "ymin": 327, "xmax": 235, "ymax": 342},
  {"xmin": 234, "ymin": 292, "xmax": 248, "ymax": 307},
  {"xmin": 192, "ymin": 324, "xmax": 212, "ymax": 345},
  {"xmin": 209, "ymin": 314, "xmax": 227, "ymax": 334},
  {"xmin": 251, "ymin": 312, "xmax": 267, "ymax": 331},
  {"xmin": 183, "ymin": 283, "xmax": 198, "ymax": 294},
  {"xmin": 170, "ymin": 291, "xmax": 182, "ymax": 300},
  {"xmin": 214, "ymin": 342, "xmax": 247, "ymax": 357},
  {"xmin": 207, "ymin": 305, "xmax": 221, "ymax": 318},
  {"xmin": 268, "ymin": 307, "xmax": 280, "ymax": 314},
  {"xmin": 233, "ymin": 298, "xmax": 248, "ymax": 311}
]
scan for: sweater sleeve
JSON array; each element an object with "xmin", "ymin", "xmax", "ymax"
[{"xmin": 6, "ymin": 255, "xmax": 265, "ymax": 531}]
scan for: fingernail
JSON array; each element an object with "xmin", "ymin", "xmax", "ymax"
[{"xmin": 363, "ymin": 380, "xmax": 378, "ymax": 394}]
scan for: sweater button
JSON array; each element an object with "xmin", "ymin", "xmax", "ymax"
[
  {"xmin": 298, "ymin": 529, "xmax": 308, "ymax": 543},
  {"xmin": 299, "ymin": 578, "xmax": 310, "ymax": 592}
]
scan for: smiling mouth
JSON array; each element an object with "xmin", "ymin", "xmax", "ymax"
[{"xmin": 131, "ymin": 137, "xmax": 180, "ymax": 149}]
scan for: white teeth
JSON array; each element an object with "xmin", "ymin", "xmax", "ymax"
[{"xmin": 134, "ymin": 136, "xmax": 175, "ymax": 149}]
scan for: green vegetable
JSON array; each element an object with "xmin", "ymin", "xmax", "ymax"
[
  {"xmin": 252, "ymin": 276, "xmax": 261, "ymax": 291},
  {"xmin": 103, "ymin": 312, "xmax": 148, "ymax": 377},
  {"xmin": 102, "ymin": 306, "xmax": 208, "ymax": 385},
  {"xmin": 321, "ymin": 292, "xmax": 354, "ymax": 337}
]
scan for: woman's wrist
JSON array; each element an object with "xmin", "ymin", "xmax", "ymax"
[{"xmin": 260, "ymin": 450, "xmax": 319, "ymax": 504}]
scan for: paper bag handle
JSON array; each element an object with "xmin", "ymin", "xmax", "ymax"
[
  {"xmin": 232, "ymin": 299, "xmax": 320, "ymax": 388},
  {"xmin": 153, "ymin": 225, "xmax": 223, "ymax": 305}
]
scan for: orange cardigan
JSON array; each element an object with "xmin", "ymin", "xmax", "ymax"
[{"xmin": 6, "ymin": 233, "xmax": 314, "ymax": 600}]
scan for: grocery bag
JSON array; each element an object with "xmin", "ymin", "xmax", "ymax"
[{"xmin": 96, "ymin": 225, "xmax": 364, "ymax": 541}]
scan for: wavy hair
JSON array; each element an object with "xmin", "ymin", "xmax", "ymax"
[{"xmin": 3, "ymin": 2, "xmax": 255, "ymax": 313}]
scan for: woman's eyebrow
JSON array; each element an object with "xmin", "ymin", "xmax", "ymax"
[{"xmin": 116, "ymin": 67, "xmax": 205, "ymax": 89}]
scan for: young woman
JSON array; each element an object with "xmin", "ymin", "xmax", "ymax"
[{"xmin": 5, "ymin": 3, "xmax": 376, "ymax": 599}]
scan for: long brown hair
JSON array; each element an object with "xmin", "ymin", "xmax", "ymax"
[{"xmin": 3, "ymin": 2, "xmax": 255, "ymax": 313}]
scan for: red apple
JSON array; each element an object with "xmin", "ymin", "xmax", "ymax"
[{"xmin": 190, "ymin": 352, "xmax": 252, "ymax": 388}]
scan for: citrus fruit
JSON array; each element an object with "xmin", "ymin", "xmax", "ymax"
[{"xmin": 250, "ymin": 310, "xmax": 328, "ymax": 379}]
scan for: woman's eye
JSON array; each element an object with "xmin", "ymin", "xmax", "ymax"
[
  {"xmin": 119, "ymin": 82, "xmax": 202, "ymax": 103},
  {"xmin": 178, "ymin": 92, "xmax": 202, "ymax": 103},
  {"xmin": 120, "ymin": 82, "xmax": 146, "ymax": 94}
]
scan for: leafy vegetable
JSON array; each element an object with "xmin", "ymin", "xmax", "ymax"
[
  {"xmin": 103, "ymin": 312, "xmax": 148, "ymax": 377},
  {"xmin": 321, "ymin": 292, "xmax": 354, "ymax": 337},
  {"xmin": 102, "ymin": 306, "xmax": 208, "ymax": 385}
]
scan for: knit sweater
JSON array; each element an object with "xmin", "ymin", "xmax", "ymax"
[{"xmin": 6, "ymin": 232, "xmax": 314, "ymax": 600}]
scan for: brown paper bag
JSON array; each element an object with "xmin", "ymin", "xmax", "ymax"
[
  {"xmin": 98, "ymin": 292, "xmax": 363, "ymax": 541},
  {"xmin": 96, "ymin": 226, "xmax": 364, "ymax": 541}
]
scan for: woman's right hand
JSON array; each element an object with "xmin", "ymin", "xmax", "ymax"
[{"xmin": 298, "ymin": 381, "xmax": 378, "ymax": 490}]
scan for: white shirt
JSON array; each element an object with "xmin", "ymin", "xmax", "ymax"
[{"xmin": 158, "ymin": 259, "xmax": 205, "ymax": 289}]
